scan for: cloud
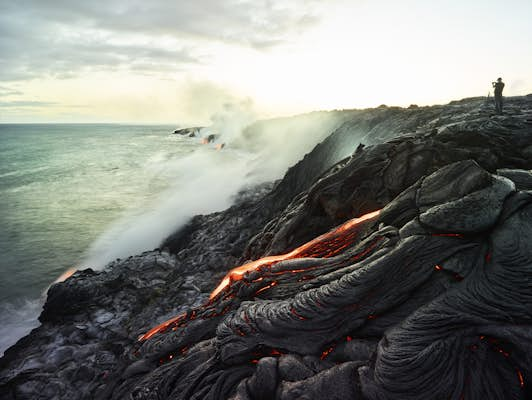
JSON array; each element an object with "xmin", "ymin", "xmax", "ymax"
[
  {"xmin": 0, "ymin": 0, "xmax": 322, "ymax": 81},
  {"xmin": 0, "ymin": 86, "xmax": 23, "ymax": 97},
  {"xmin": 0, "ymin": 101, "xmax": 58, "ymax": 108},
  {"xmin": 5, "ymin": 0, "xmax": 321, "ymax": 46},
  {"xmin": 0, "ymin": 14, "xmax": 201, "ymax": 81}
]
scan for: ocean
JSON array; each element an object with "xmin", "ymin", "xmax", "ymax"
[
  {"xmin": 0, "ymin": 123, "xmax": 269, "ymax": 355},
  {"xmin": 0, "ymin": 118, "xmax": 341, "ymax": 356},
  {"xmin": 0, "ymin": 124, "xmax": 206, "ymax": 354}
]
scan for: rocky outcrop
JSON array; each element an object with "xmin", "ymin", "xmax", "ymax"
[
  {"xmin": 1, "ymin": 96, "xmax": 532, "ymax": 399},
  {"xmin": 173, "ymin": 127, "xmax": 203, "ymax": 137}
]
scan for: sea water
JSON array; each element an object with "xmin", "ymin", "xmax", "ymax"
[
  {"xmin": 0, "ymin": 116, "xmax": 342, "ymax": 356},
  {"xmin": 0, "ymin": 124, "xmax": 203, "ymax": 355}
]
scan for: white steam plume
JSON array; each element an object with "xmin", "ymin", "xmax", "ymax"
[{"xmin": 80, "ymin": 100, "xmax": 346, "ymax": 269}]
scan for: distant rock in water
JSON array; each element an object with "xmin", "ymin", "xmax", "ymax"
[
  {"xmin": 2, "ymin": 95, "xmax": 532, "ymax": 400},
  {"xmin": 173, "ymin": 127, "xmax": 203, "ymax": 137},
  {"xmin": 173, "ymin": 127, "xmax": 221, "ymax": 145}
]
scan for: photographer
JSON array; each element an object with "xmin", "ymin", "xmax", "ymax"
[{"xmin": 492, "ymin": 77, "xmax": 505, "ymax": 114}]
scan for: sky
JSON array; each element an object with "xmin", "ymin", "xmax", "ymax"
[{"xmin": 1, "ymin": 0, "xmax": 531, "ymax": 124}]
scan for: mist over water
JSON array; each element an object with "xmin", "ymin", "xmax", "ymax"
[
  {"xmin": 80, "ymin": 147, "xmax": 253, "ymax": 267},
  {"xmin": 81, "ymin": 110, "xmax": 345, "ymax": 270},
  {"xmin": 0, "ymin": 112, "xmax": 345, "ymax": 355},
  {"xmin": 0, "ymin": 123, "xmax": 190, "ymax": 355},
  {"xmin": 0, "ymin": 300, "xmax": 41, "ymax": 357}
]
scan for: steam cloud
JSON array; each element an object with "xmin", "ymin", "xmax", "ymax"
[{"xmin": 80, "ymin": 102, "xmax": 345, "ymax": 269}]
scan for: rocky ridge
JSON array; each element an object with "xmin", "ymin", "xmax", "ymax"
[{"xmin": 1, "ymin": 96, "xmax": 532, "ymax": 399}]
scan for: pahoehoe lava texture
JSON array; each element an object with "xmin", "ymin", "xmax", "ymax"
[
  {"xmin": 105, "ymin": 161, "xmax": 532, "ymax": 400},
  {"xmin": 2, "ymin": 96, "xmax": 532, "ymax": 399}
]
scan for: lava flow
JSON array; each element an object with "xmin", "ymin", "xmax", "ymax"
[
  {"xmin": 53, "ymin": 267, "xmax": 77, "ymax": 284},
  {"xmin": 139, "ymin": 313, "xmax": 186, "ymax": 341},
  {"xmin": 138, "ymin": 209, "xmax": 381, "ymax": 342},
  {"xmin": 209, "ymin": 210, "xmax": 381, "ymax": 299}
]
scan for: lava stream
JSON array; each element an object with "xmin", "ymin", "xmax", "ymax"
[
  {"xmin": 210, "ymin": 209, "xmax": 381, "ymax": 299},
  {"xmin": 139, "ymin": 209, "xmax": 381, "ymax": 342}
]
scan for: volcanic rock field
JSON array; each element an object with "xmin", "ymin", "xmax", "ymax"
[{"xmin": 2, "ymin": 96, "xmax": 532, "ymax": 399}]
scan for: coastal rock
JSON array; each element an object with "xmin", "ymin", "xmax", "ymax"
[{"xmin": 173, "ymin": 127, "xmax": 203, "ymax": 137}]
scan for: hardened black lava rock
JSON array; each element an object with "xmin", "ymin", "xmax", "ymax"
[
  {"xmin": 101, "ymin": 160, "xmax": 532, "ymax": 400},
  {"xmin": 1, "ymin": 95, "xmax": 532, "ymax": 400}
]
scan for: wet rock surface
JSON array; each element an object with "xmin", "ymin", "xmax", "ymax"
[{"xmin": 1, "ymin": 96, "xmax": 532, "ymax": 399}]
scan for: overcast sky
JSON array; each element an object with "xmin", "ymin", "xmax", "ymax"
[{"xmin": 1, "ymin": 0, "xmax": 531, "ymax": 123}]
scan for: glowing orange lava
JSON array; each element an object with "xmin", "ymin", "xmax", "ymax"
[
  {"xmin": 320, "ymin": 345, "xmax": 335, "ymax": 360},
  {"xmin": 53, "ymin": 267, "xmax": 77, "ymax": 284},
  {"xmin": 210, "ymin": 210, "xmax": 381, "ymax": 299},
  {"xmin": 139, "ymin": 313, "xmax": 186, "ymax": 341},
  {"xmin": 517, "ymin": 369, "xmax": 525, "ymax": 388},
  {"xmin": 139, "ymin": 209, "xmax": 381, "ymax": 342}
]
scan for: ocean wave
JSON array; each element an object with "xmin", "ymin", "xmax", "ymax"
[
  {"xmin": 0, "ymin": 165, "xmax": 51, "ymax": 180},
  {"xmin": 0, "ymin": 298, "xmax": 42, "ymax": 357}
]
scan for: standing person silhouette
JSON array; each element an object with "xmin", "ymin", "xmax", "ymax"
[{"xmin": 492, "ymin": 77, "xmax": 505, "ymax": 114}]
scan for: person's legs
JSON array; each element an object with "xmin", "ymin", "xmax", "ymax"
[{"xmin": 495, "ymin": 96, "xmax": 502, "ymax": 114}]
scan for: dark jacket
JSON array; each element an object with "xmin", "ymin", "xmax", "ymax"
[{"xmin": 493, "ymin": 81, "xmax": 505, "ymax": 97}]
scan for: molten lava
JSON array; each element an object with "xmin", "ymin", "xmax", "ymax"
[
  {"xmin": 210, "ymin": 210, "xmax": 381, "ymax": 299},
  {"xmin": 53, "ymin": 267, "xmax": 77, "ymax": 284},
  {"xmin": 139, "ymin": 313, "xmax": 186, "ymax": 341},
  {"xmin": 517, "ymin": 369, "xmax": 525, "ymax": 388},
  {"xmin": 139, "ymin": 209, "xmax": 381, "ymax": 342},
  {"xmin": 320, "ymin": 345, "xmax": 335, "ymax": 360}
]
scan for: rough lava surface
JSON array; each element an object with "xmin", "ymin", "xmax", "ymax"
[{"xmin": 1, "ymin": 96, "xmax": 532, "ymax": 399}]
